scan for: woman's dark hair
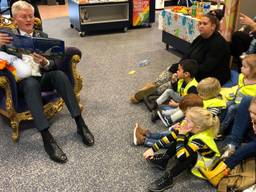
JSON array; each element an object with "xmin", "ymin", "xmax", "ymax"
[
  {"xmin": 204, "ymin": 12, "xmax": 221, "ymax": 31},
  {"xmin": 209, "ymin": 9, "xmax": 224, "ymax": 21}
]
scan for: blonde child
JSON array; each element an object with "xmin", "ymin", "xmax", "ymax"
[
  {"xmin": 220, "ymin": 54, "xmax": 256, "ymax": 135},
  {"xmin": 143, "ymin": 107, "xmax": 220, "ymax": 192},
  {"xmin": 133, "ymin": 94, "xmax": 203, "ymax": 148},
  {"xmin": 197, "ymin": 77, "xmax": 226, "ymax": 118}
]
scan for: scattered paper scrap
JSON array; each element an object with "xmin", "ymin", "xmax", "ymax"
[{"xmin": 128, "ymin": 70, "xmax": 136, "ymax": 75}]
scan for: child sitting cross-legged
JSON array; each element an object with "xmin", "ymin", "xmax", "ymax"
[
  {"xmin": 133, "ymin": 94, "xmax": 203, "ymax": 148},
  {"xmin": 143, "ymin": 107, "xmax": 220, "ymax": 192},
  {"xmin": 220, "ymin": 54, "xmax": 256, "ymax": 135},
  {"xmin": 144, "ymin": 59, "xmax": 199, "ymax": 127}
]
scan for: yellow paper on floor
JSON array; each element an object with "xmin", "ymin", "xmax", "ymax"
[{"xmin": 128, "ymin": 70, "xmax": 136, "ymax": 75}]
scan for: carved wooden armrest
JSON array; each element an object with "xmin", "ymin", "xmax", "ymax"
[
  {"xmin": 71, "ymin": 54, "xmax": 83, "ymax": 97},
  {"xmin": 0, "ymin": 76, "xmax": 16, "ymax": 117}
]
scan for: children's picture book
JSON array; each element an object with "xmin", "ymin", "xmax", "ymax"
[{"xmin": 0, "ymin": 29, "xmax": 65, "ymax": 57}]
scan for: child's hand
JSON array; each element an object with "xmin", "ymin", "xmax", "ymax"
[
  {"xmin": 168, "ymin": 100, "xmax": 179, "ymax": 107},
  {"xmin": 178, "ymin": 121, "xmax": 192, "ymax": 135},
  {"xmin": 171, "ymin": 122, "xmax": 180, "ymax": 130},
  {"xmin": 171, "ymin": 73, "xmax": 178, "ymax": 83},
  {"xmin": 143, "ymin": 148, "xmax": 154, "ymax": 159}
]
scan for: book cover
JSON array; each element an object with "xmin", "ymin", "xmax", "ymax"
[{"xmin": 0, "ymin": 29, "xmax": 65, "ymax": 57}]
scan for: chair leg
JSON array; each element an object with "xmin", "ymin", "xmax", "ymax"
[{"xmin": 10, "ymin": 119, "xmax": 20, "ymax": 143}]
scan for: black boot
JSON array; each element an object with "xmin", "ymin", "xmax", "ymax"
[
  {"xmin": 151, "ymin": 110, "xmax": 160, "ymax": 123},
  {"xmin": 75, "ymin": 115, "xmax": 94, "ymax": 146},
  {"xmin": 41, "ymin": 129, "xmax": 68, "ymax": 164},
  {"xmin": 147, "ymin": 153, "xmax": 170, "ymax": 170},
  {"xmin": 143, "ymin": 95, "xmax": 158, "ymax": 112},
  {"xmin": 148, "ymin": 171, "xmax": 173, "ymax": 192}
]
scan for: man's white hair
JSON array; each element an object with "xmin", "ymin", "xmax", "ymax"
[{"xmin": 12, "ymin": 1, "xmax": 34, "ymax": 17}]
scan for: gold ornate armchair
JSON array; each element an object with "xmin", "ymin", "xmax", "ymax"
[{"xmin": 0, "ymin": 16, "xmax": 83, "ymax": 142}]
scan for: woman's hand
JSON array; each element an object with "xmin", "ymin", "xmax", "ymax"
[
  {"xmin": 143, "ymin": 148, "xmax": 154, "ymax": 159},
  {"xmin": 0, "ymin": 32, "xmax": 12, "ymax": 47},
  {"xmin": 239, "ymin": 13, "xmax": 255, "ymax": 29},
  {"xmin": 31, "ymin": 52, "xmax": 48, "ymax": 66}
]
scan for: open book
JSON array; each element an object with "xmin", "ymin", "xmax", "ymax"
[{"xmin": 0, "ymin": 29, "xmax": 65, "ymax": 57}]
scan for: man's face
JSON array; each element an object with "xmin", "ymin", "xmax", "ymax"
[{"xmin": 13, "ymin": 8, "xmax": 34, "ymax": 34}]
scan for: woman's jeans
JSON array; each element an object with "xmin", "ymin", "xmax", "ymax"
[
  {"xmin": 220, "ymin": 101, "xmax": 238, "ymax": 134},
  {"xmin": 225, "ymin": 96, "xmax": 256, "ymax": 169}
]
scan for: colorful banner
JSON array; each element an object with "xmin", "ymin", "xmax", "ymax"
[
  {"xmin": 133, "ymin": 0, "xmax": 150, "ymax": 26},
  {"xmin": 159, "ymin": 9, "xmax": 200, "ymax": 43}
]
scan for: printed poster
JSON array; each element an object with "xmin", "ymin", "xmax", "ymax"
[{"xmin": 133, "ymin": 0, "xmax": 150, "ymax": 26}]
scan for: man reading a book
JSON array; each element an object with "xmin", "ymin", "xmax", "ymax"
[{"xmin": 0, "ymin": 0, "xmax": 94, "ymax": 164}]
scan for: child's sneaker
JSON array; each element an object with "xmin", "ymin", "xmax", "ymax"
[
  {"xmin": 151, "ymin": 110, "xmax": 160, "ymax": 123},
  {"xmin": 157, "ymin": 110, "xmax": 173, "ymax": 127},
  {"xmin": 148, "ymin": 171, "xmax": 173, "ymax": 192},
  {"xmin": 133, "ymin": 123, "xmax": 146, "ymax": 145},
  {"xmin": 143, "ymin": 95, "xmax": 158, "ymax": 111}
]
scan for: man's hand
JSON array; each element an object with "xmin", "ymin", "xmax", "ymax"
[
  {"xmin": 31, "ymin": 52, "xmax": 49, "ymax": 66},
  {"xmin": 0, "ymin": 32, "xmax": 12, "ymax": 47},
  {"xmin": 143, "ymin": 148, "xmax": 154, "ymax": 159}
]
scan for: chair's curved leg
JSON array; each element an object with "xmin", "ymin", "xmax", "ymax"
[
  {"xmin": 79, "ymin": 103, "xmax": 84, "ymax": 112},
  {"xmin": 10, "ymin": 119, "xmax": 20, "ymax": 143}
]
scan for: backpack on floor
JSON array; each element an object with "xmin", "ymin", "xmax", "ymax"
[{"xmin": 218, "ymin": 157, "xmax": 256, "ymax": 192}]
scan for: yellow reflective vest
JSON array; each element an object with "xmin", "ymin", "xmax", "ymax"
[
  {"xmin": 221, "ymin": 74, "xmax": 256, "ymax": 104},
  {"xmin": 177, "ymin": 78, "xmax": 198, "ymax": 97},
  {"xmin": 188, "ymin": 129, "xmax": 220, "ymax": 179},
  {"xmin": 203, "ymin": 97, "xmax": 227, "ymax": 110}
]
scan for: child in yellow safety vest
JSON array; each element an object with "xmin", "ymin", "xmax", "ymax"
[
  {"xmin": 143, "ymin": 107, "xmax": 220, "ymax": 192},
  {"xmin": 133, "ymin": 94, "xmax": 203, "ymax": 147},
  {"xmin": 197, "ymin": 77, "xmax": 227, "ymax": 119},
  {"xmin": 220, "ymin": 54, "xmax": 256, "ymax": 135},
  {"xmin": 145, "ymin": 59, "xmax": 199, "ymax": 127}
]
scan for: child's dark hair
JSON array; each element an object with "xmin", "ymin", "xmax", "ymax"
[{"xmin": 179, "ymin": 59, "xmax": 199, "ymax": 78}]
